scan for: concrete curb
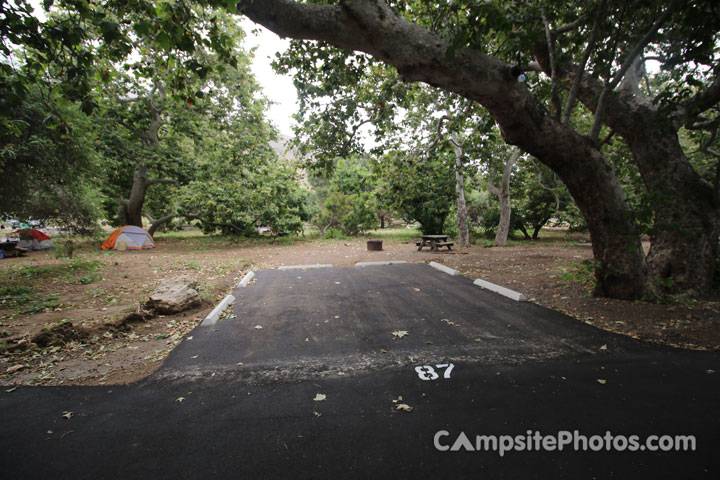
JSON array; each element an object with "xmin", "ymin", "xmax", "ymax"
[
  {"xmin": 428, "ymin": 261, "xmax": 460, "ymax": 276},
  {"xmin": 278, "ymin": 264, "xmax": 332, "ymax": 270},
  {"xmin": 201, "ymin": 294, "xmax": 236, "ymax": 327},
  {"xmin": 237, "ymin": 271, "xmax": 255, "ymax": 288},
  {"xmin": 473, "ymin": 279, "xmax": 528, "ymax": 302},
  {"xmin": 355, "ymin": 261, "xmax": 408, "ymax": 267}
]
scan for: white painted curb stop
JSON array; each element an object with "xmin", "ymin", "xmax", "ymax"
[
  {"xmin": 473, "ymin": 279, "xmax": 528, "ymax": 302},
  {"xmin": 237, "ymin": 271, "xmax": 255, "ymax": 288},
  {"xmin": 201, "ymin": 294, "xmax": 235, "ymax": 327},
  {"xmin": 428, "ymin": 261, "xmax": 460, "ymax": 276},
  {"xmin": 355, "ymin": 260, "xmax": 408, "ymax": 267},
  {"xmin": 278, "ymin": 264, "xmax": 332, "ymax": 270}
]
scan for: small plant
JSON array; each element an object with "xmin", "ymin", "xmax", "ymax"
[
  {"xmin": 8, "ymin": 258, "xmax": 102, "ymax": 280},
  {"xmin": 557, "ymin": 259, "xmax": 597, "ymax": 290},
  {"xmin": 87, "ymin": 287, "xmax": 107, "ymax": 298},
  {"xmin": 18, "ymin": 293, "xmax": 61, "ymax": 315},
  {"xmin": 68, "ymin": 258, "xmax": 102, "ymax": 272},
  {"xmin": 77, "ymin": 273, "xmax": 103, "ymax": 284},
  {"xmin": 0, "ymin": 285, "xmax": 33, "ymax": 297},
  {"xmin": 10, "ymin": 264, "xmax": 62, "ymax": 279},
  {"xmin": 0, "ymin": 285, "xmax": 36, "ymax": 309},
  {"xmin": 54, "ymin": 240, "xmax": 76, "ymax": 259}
]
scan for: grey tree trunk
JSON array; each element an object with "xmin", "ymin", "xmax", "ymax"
[
  {"xmin": 488, "ymin": 148, "xmax": 521, "ymax": 247},
  {"xmin": 120, "ymin": 165, "xmax": 151, "ymax": 227},
  {"xmin": 118, "ymin": 165, "xmax": 178, "ymax": 229},
  {"xmin": 451, "ymin": 133, "xmax": 470, "ymax": 248}
]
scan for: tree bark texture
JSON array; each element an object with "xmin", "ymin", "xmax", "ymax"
[
  {"xmin": 118, "ymin": 165, "xmax": 152, "ymax": 227},
  {"xmin": 451, "ymin": 133, "xmax": 470, "ymax": 248},
  {"xmin": 148, "ymin": 213, "xmax": 176, "ymax": 236},
  {"xmin": 488, "ymin": 148, "xmax": 520, "ymax": 247}
]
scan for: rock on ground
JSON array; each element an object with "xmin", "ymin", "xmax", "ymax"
[{"xmin": 146, "ymin": 276, "xmax": 201, "ymax": 314}]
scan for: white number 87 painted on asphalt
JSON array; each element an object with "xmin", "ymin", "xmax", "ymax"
[{"xmin": 415, "ymin": 363, "xmax": 455, "ymax": 381}]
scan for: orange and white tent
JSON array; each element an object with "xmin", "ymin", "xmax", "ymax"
[{"xmin": 101, "ymin": 225, "xmax": 154, "ymax": 251}]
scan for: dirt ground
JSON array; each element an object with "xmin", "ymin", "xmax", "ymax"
[{"xmin": 1, "ymin": 228, "xmax": 718, "ymax": 387}]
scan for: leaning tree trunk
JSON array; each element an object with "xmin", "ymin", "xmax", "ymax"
[
  {"xmin": 148, "ymin": 213, "xmax": 176, "ymax": 236},
  {"xmin": 488, "ymin": 107, "xmax": 651, "ymax": 299},
  {"xmin": 532, "ymin": 218, "xmax": 549, "ymax": 240},
  {"xmin": 451, "ymin": 134, "xmax": 470, "ymax": 248},
  {"xmin": 489, "ymin": 148, "xmax": 520, "ymax": 247},
  {"xmin": 622, "ymin": 118, "xmax": 720, "ymax": 296}
]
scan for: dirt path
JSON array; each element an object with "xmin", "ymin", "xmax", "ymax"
[{"xmin": 1, "ymin": 230, "xmax": 718, "ymax": 386}]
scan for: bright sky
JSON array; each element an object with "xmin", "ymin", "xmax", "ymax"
[
  {"xmin": 26, "ymin": 1, "xmax": 299, "ymax": 138},
  {"xmin": 239, "ymin": 19, "xmax": 299, "ymax": 138}
]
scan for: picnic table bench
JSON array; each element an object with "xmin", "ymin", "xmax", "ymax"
[{"xmin": 416, "ymin": 235, "xmax": 454, "ymax": 252}]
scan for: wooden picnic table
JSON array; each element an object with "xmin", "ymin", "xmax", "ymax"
[
  {"xmin": 416, "ymin": 234, "xmax": 454, "ymax": 252},
  {"xmin": 0, "ymin": 240, "xmax": 23, "ymax": 258}
]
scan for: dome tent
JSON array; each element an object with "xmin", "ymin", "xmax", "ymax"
[
  {"xmin": 101, "ymin": 225, "xmax": 154, "ymax": 251},
  {"xmin": 16, "ymin": 228, "xmax": 54, "ymax": 250}
]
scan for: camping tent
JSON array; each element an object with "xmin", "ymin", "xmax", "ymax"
[
  {"xmin": 16, "ymin": 228, "xmax": 54, "ymax": 250},
  {"xmin": 101, "ymin": 225, "xmax": 154, "ymax": 251}
]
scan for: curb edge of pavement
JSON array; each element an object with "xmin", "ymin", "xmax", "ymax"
[
  {"xmin": 428, "ymin": 261, "xmax": 460, "ymax": 276},
  {"xmin": 473, "ymin": 278, "xmax": 528, "ymax": 302},
  {"xmin": 201, "ymin": 294, "xmax": 236, "ymax": 327}
]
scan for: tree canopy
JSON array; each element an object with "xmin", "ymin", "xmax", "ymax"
[{"xmin": 1, "ymin": 0, "xmax": 310, "ymax": 237}]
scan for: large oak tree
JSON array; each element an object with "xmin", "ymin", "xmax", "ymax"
[{"xmin": 229, "ymin": 0, "xmax": 719, "ymax": 300}]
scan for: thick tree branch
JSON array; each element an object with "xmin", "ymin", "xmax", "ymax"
[
  {"xmin": 598, "ymin": 130, "xmax": 616, "ymax": 148},
  {"xmin": 590, "ymin": 2, "xmax": 675, "ymax": 141},
  {"xmin": 148, "ymin": 213, "xmax": 176, "ymax": 237},
  {"xmin": 561, "ymin": 0, "xmax": 606, "ymax": 126},
  {"xmin": 116, "ymin": 118, "xmax": 145, "ymax": 140},
  {"xmin": 588, "ymin": 85, "xmax": 611, "ymax": 142},
  {"xmin": 608, "ymin": 3, "xmax": 676, "ymax": 91},
  {"xmin": 678, "ymin": 75, "xmax": 720, "ymax": 128},
  {"xmin": 551, "ymin": 16, "xmax": 586, "ymax": 35},
  {"xmin": 541, "ymin": 8, "xmax": 561, "ymax": 121},
  {"xmin": 240, "ymin": 0, "xmax": 511, "ymax": 97},
  {"xmin": 530, "ymin": 158, "xmax": 561, "ymax": 212}
]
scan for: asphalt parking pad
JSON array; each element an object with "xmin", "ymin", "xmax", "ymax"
[
  {"xmin": 158, "ymin": 263, "xmax": 643, "ymax": 381},
  {"xmin": 2, "ymin": 264, "xmax": 719, "ymax": 478}
]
